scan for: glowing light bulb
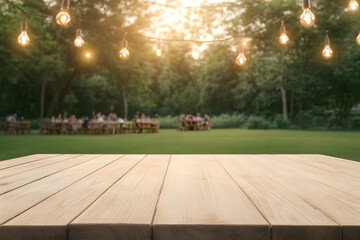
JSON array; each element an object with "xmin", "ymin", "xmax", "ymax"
[
  {"xmin": 322, "ymin": 32, "xmax": 333, "ymax": 60},
  {"xmin": 279, "ymin": 21, "xmax": 289, "ymax": 45},
  {"xmin": 119, "ymin": 33, "xmax": 130, "ymax": 60},
  {"xmin": 119, "ymin": 47, "xmax": 130, "ymax": 60},
  {"xmin": 56, "ymin": 0, "xmax": 71, "ymax": 26},
  {"xmin": 322, "ymin": 45, "xmax": 333, "ymax": 59},
  {"xmin": 74, "ymin": 29, "xmax": 84, "ymax": 47},
  {"xmin": 279, "ymin": 33, "xmax": 289, "ymax": 45},
  {"xmin": 156, "ymin": 48, "xmax": 162, "ymax": 57},
  {"xmin": 156, "ymin": 41, "xmax": 162, "ymax": 57},
  {"xmin": 56, "ymin": 10, "xmax": 71, "ymax": 26},
  {"xmin": 85, "ymin": 52, "xmax": 91, "ymax": 58},
  {"xmin": 18, "ymin": 21, "xmax": 30, "ymax": 47},
  {"xmin": 300, "ymin": 8, "xmax": 315, "ymax": 27},
  {"xmin": 235, "ymin": 53, "xmax": 246, "ymax": 66},
  {"xmin": 348, "ymin": 0, "xmax": 359, "ymax": 11},
  {"xmin": 356, "ymin": 31, "xmax": 360, "ymax": 45}
]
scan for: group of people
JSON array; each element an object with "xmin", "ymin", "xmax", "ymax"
[
  {"xmin": 134, "ymin": 112, "xmax": 160, "ymax": 133},
  {"xmin": 50, "ymin": 112, "xmax": 126, "ymax": 129},
  {"xmin": 178, "ymin": 113, "xmax": 211, "ymax": 131}
]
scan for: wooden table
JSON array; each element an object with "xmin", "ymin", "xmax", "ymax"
[
  {"xmin": 0, "ymin": 154, "xmax": 359, "ymax": 240},
  {"xmin": 4, "ymin": 121, "xmax": 31, "ymax": 134}
]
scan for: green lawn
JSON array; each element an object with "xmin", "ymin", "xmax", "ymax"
[{"xmin": 0, "ymin": 129, "xmax": 359, "ymax": 162}]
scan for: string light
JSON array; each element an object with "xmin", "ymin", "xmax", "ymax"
[
  {"xmin": 322, "ymin": 32, "xmax": 333, "ymax": 59},
  {"xmin": 56, "ymin": 0, "xmax": 71, "ymax": 26},
  {"xmin": 235, "ymin": 40, "xmax": 247, "ymax": 66},
  {"xmin": 7, "ymin": 0, "xmax": 360, "ymax": 64},
  {"xmin": 348, "ymin": 0, "xmax": 359, "ymax": 12},
  {"xmin": 74, "ymin": 29, "xmax": 85, "ymax": 47},
  {"xmin": 18, "ymin": 20, "xmax": 30, "ymax": 47},
  {"xmin": 156, "ymin": 40, "xmax": 162, "ymax": 57},
  {"xmin": 279, "ymin": 20, "xmax": 289, "ymax": 45},
  {"xmin": 119, "ymin": 33, "xmax": 130, "ymax": 60},
  {"xmin": 300, "ymin": 0, "xmax": 315, "ymax": 28}
]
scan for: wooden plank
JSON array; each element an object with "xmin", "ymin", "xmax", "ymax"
[
  {"xmin": 0, "ymin": 154, "xmax": 87, "ymax": 195},
  {"xmin": 232, "ymin": 155, "xmax": 360, "ymax": 240},
  {"xmin": 266, "ymin": 155, "xmax": 360, "ymax": 197},
  {"xmin": 70, "ymin": 154, "xmax": 170, "ymax": 240},
  {"xmin": 0, "ymin": 154, "xmax": 81, "ymax": 179},
  {"xmin": 291, "ymin": 154, "xmax": 360, "ymax": 180},
  {"xmin": 153, "ymin": 155, "xmax": 269, "ymax": 240},
  {"xmin": 0, "ymin": 155, "xmax": 143, "ymax": 240},
  {"xmin": 0, "ymin": 154, "xmax": 119, "ymax": 225},
  {"xmin": 217, "ymin": 155, "xmax": 341, "ymax": 240},
  {"xmin": 0, "ymin": 154, "xmax": 59, "ymax": 170}
]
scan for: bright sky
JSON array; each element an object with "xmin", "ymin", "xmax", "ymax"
[{"xmin": 144, "ymin": 0, "xmax": 239, "ymax": 59}]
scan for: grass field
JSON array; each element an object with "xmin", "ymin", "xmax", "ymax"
[{"xmin": 0, "ymin": 129, "xmax": 359, "ymax": 162}]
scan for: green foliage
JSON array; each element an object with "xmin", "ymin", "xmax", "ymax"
[
  {"xmin": 0, "ymin": 0, "xmax": 359, "ymax": 130},
  {"xmin": 211, "ymin": 114, "xmax": 247, "ymax": 128},
  {"xmin": 247, "ymin": 116, "xmax": 271, "ymax": 129},
  {"xmin": 273, "ymin": 115, "xmax": 290, "ymax": 129}
]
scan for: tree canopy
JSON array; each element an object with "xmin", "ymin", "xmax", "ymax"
[{"xmin": 0, "ymin": 0, "xmax": 359, "ymax": 128}]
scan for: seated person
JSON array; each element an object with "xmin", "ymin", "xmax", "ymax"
[
  {"xmin": 203, "ymin": 113, "xmax": 211, "ymax": 130},
  {"xmin": 6, "ymin": 113, "xmax": 17, "ymax": 122},
  {"xmin": 117, "ymin": 116, "xmax": 125, "ymax": 123},
  {"xmin": 178, "ymin": 114, "xmax": 185, "ymax": 130}
]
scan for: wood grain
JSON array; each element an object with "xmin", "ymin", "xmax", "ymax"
[
  {"xmin": 0, "ymin": 154, "xmax": 59, "ymax": 170},
  {"xmin": 69, "ymin": 154, "xmax": 170, "ymax": 240},
  {"xmin": 218, "ymin": 155, "xmax": 341, "ymax": 240},
  {"xmin": 153, "ymin": 155, "xmax": 269, "ymax": 240},
  {"xmin": 0, "ymin": 154, "xmax": 142, "ymax": 240},
  {"xmin": 0, "ymin": 154, "xmax": 80, "ymax": 179},
  {"xmin": 0, "ymin": 154, "xmax": 117, "ymax": 225},
  {"xmin": 0, "ymin": 154, "xmax": 87, "ymax": 195},
  {"xmin": 229, "ymin": 155, "xmax": 360, "ymax": 240}
]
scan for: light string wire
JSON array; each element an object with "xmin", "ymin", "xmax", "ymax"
[{"xmin": 5, "ymin": 0, "xmax": 360, "ymax": 42}]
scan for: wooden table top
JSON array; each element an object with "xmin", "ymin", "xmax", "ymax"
[{"xmin": 0, "ymin": 154, "xmax": 359, "ymax": 240}]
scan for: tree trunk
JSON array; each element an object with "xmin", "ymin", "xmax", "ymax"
[
  {"xmin": 121, "ymin": 83, "xmax": 128, "ymax": 120},
  {"xmin": 280, "ymin": 85, "xmax": 288, "ymax": 120},
  {"xmin": 40, "ymin": 79, "xmax": 47, "ymax": 119},
  {"xmin": 0, "ymin": 77, "xmax": 4, "ymax": 116},
  {"xmin": 298, "ymin": 96, "xmax": 302, "ymax": 126},
  {"xmin": 280, "ymin": 48, "xmax": 287, "ymax": 120},
  {"xmin": 290, "ymin": 89, "xmax": 294, "ymax": 118}
]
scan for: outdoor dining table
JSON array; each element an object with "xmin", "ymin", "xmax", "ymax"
[{"xmin": 5, "ymin": 121, "xmax": 31, "ymax": 134}]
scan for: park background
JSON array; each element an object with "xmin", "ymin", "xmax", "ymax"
[{"xmin": 0, "ymin": 0, "xmax": 359, "ymax": 161}]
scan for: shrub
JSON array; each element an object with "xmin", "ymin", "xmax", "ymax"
[
  {"xmin": 247, "ymin": 116, "xmax": 270, "ymax": 129},
  {"xmin": 273, "ymin": 115, "xmax": 290, "ymax": 129},
  {"xmin": 154, "ymin": 116, "xmax": 178, "ymax": 129},
  {"xmin": 211, "ymin": 114, "xmax": 247, "ymax": 128}
]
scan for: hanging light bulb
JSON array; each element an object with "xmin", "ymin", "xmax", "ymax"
[
  {"xmin": 300, "ymin": 0, "xmax": 315, "ymax": 28},
  {"xmin": 322, "ymin": 32, "xmax": 333, "ymax": 60},
  {"xmin": 156, "ymin": 40, "xmax": 162, "ymax": 57},
  {"xmin": 18, "ymin": 21, "xmax": 30, "ymax": 47},
  {"xmin": 356, "ymin": 30, "xmax": 360, "ymax": 45},
  {"xmin": 279, "ymin": 20, "xmax": 289, "ymax": 45},
  {"xmin": 235, "ymin": 40, "xmax": 247, "ymax": 66},
  {"xmin": 56, "ymin": 0, "xmax": 71, "ymax": 26},
  {"xmin": 119, "ymin": 33, "xmax": 130, "ymax": 60},
  {"xmin": 74, "ymin": 29, "xmax": 85, "ymax": 47},
  {"xmin": 348, "ymin": 0, "xmax": 359, "ymax": 11},
  {"xmin": 235, "ymin": 53, "xmax": 247, "ymax": 66}
]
